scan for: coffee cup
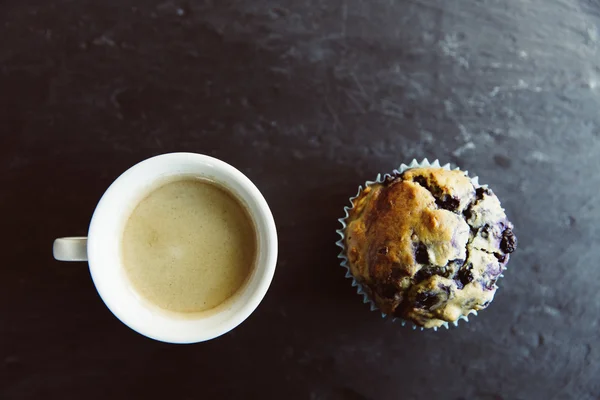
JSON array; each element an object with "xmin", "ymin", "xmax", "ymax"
[{"xmin": 53, "ymin": 153, "xmax": 277, "ymax": 343}]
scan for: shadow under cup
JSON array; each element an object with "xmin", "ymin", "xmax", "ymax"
[{"xmin": 87, "ymin": 153, "xmax": 278, "ymax": 344}]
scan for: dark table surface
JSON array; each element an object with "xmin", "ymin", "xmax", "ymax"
[{"xmin": 2, "ymin": 0, "xmax": 600, "ymax": 399}]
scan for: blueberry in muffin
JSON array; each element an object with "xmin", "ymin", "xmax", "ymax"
[{"xmin": 342, "ymin": 167, "xmax": 516, "ymax": 329}]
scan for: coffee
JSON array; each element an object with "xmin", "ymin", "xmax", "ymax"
[{"xmin": 121, "ymin": 177, "xmax": 257, "ymax": 314}]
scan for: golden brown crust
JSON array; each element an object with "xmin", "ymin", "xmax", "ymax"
[{"xmin": 344, "ymin": 167, "xmax": 516, "ymax": 328}]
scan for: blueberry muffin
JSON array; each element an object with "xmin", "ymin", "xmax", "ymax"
[{"xmin": 342, "ymin": 167, "xmax": 516, "ymax": 329}]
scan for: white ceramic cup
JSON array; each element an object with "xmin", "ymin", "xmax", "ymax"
[{"xmin": 53, "ymin": 153, "xmax": 278, "ymax": 344}]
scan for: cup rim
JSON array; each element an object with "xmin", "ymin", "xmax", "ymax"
[{"xmin": 87, "ymin": 152, "xmax": 278, "ymax": 343}]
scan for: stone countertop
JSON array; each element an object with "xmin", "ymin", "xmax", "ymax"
[{"xmin": 1, "ymin": 0, "xmax": 599, "ymax": 399}]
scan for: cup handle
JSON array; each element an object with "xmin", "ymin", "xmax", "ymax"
[{"xmin": 53, "ymin": 237, "xmax": 88, "ymax": 261}]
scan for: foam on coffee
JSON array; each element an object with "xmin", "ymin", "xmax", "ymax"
[{"xmin": 121, "ymin": 177, "xmax": 257, "ymax": 314}]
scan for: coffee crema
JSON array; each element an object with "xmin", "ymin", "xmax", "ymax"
[{"xmin": 121, "ymin": 177, "xmax": 257, "ymax": 314}]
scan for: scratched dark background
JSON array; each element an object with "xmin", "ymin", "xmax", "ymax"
[{"xmin": 1, "ymin": 0, "xmax": 599, "ymax": 399}]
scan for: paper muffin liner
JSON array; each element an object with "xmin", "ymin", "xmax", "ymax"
[{"xmin": 335, "ymin": 158, "xmax": 503, "ymax": 331}]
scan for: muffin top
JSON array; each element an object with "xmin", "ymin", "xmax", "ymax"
[{"xmin": 344, "ymin": 167, "xmax": 516, "ymax": 328}]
